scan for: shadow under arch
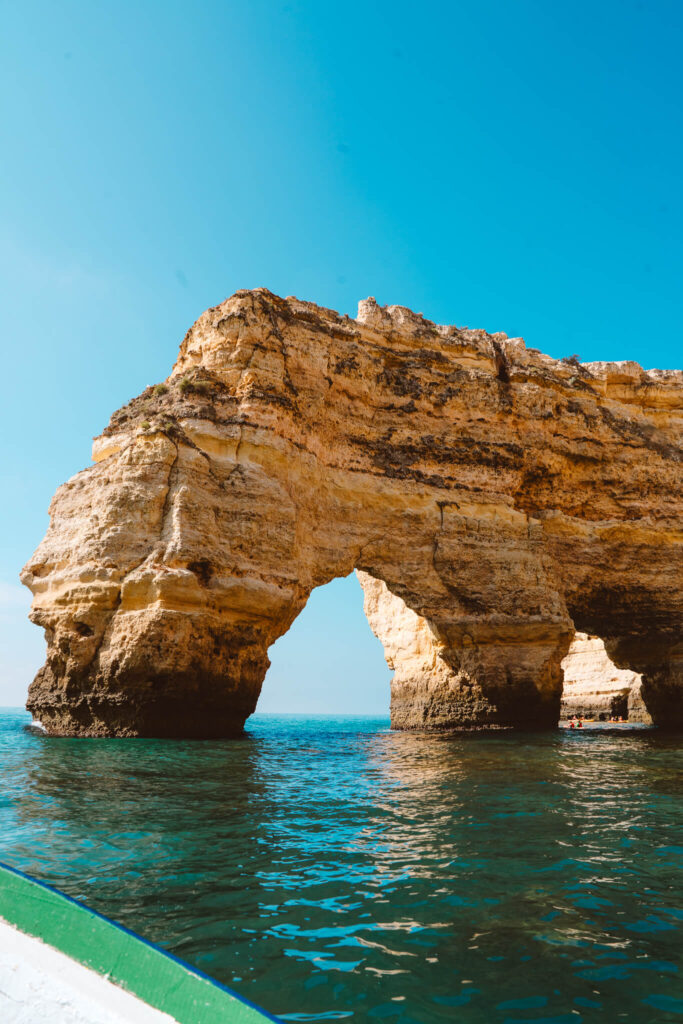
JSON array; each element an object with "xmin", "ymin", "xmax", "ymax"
[{"xmin": 560, "ymin": 577, "xmax": 681, "ymax": 730}]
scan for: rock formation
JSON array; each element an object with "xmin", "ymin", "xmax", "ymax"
[
  {"xmin": 357, "ymin": 582, "xmax": 656, "ymax": 728},
  {"xmin": 559, "ymin": 633, "xmax": 652, "ymax": 723},
  {"xmin": 21, "ymin": 289, "xmax": 682, "ymax": 736}
]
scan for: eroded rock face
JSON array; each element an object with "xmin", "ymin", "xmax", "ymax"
[
  {"xmin": 560, "ymin": 633, "xmax": 651, "ymax": 722},
  {"xmin": 21, "ymin": 289, "xmax": 682, "ymax": 736},
  {"xmin": 358, "ymin": 571, "xmax": 567, "ymax": 729}
]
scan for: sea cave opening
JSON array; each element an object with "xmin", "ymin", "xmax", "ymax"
[
  {"xmin": 256, "ymin": 572, "xmax": 392, "ymax": 717},
  {"xmin": 560, "ymin": 632, "xmax": 651, "ymax": 725}
]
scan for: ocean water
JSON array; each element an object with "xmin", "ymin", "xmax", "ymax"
[{"xmin": 0, "ymin": 709, "xmax": 681, "ymax": 1023}]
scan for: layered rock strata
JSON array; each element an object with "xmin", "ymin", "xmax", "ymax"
[
  {"xmin": 559, "ymin": 633, "xmax": 652, "ymax": 723},
  {"xmin": 22, "ymin": 289, "xmax": 682, "ymax": 736}
]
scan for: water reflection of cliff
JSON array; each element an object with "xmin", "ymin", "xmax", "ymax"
[{"xmin": 5, "ymin": 726, "xmax": 264, "ymax": 957}]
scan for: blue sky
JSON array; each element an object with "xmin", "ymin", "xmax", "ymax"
[{"xmin": 1, "ymin": 0, "xmax": 681, "ymax": 710}]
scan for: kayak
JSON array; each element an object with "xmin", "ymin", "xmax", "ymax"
[{"xmin": 0, "ymin": 862, "xmax": 279, "ymax": 1023}]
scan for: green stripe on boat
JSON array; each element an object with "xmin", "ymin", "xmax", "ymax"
[{"xmin": 0, "ymin": 862, "xmax": 279, "ymax": 1023}]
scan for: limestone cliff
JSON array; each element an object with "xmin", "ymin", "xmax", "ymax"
[{"xmin": 21, "ymin": 289, "xmax": 682, "ymax": 736}]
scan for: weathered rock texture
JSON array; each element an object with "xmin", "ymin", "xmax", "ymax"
[
  {"xmin": 21, "ymin": 289, "xmax": 682, "ymax": 736},
  {"xmin": 358, "ymin": 584, "xmax": 655, "ymax": 727},
  {"xmin": 560, "ymin": 633, "xmax": 650, "ymax": 722}
]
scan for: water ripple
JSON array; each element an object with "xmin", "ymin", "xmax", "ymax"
[{"xmin": 0, "ymin": 710, "xmax": 681, "ymax": 1023}]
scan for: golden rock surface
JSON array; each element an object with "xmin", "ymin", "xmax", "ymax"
[{"xmin": 21, "ymin": 289, "xmax": 682, "ymax": 735}]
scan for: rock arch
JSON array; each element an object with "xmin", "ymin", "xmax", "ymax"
[
  {"xmin": 559, "ymin": 633, "xmax": 651, "ymax": 723},
  {"xmin": 21, "ymin": 289, "xmax": 682, "ymax": 736}
]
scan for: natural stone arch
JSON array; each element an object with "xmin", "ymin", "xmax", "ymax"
[
  {"xmin": 559, "ymin": 633, "xmax": 651, "ymax": 723},
  {"xmin": 21, "ymin": 289, "xmax": 682, "ymax": 736},
  {"xmin": 543, "ymin": 518, "xmax": 682, "ymax": 729}
]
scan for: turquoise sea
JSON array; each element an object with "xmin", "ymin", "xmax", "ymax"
[{"xmin": 0, "ymin": 709, "xmax": 681, "ymax": 1023}]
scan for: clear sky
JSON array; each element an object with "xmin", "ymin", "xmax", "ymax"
[{"xmin": 1, "ymin": 0, "xmax": 681, "ymax": 710}]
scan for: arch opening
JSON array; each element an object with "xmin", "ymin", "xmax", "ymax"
[
  {"xmin": 256, "ymin": 573, "xmax": 391, "ymax": 716},
  {"xmin": 559, "ymin": 633, "xmax": 652, "ymax": 725}
]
